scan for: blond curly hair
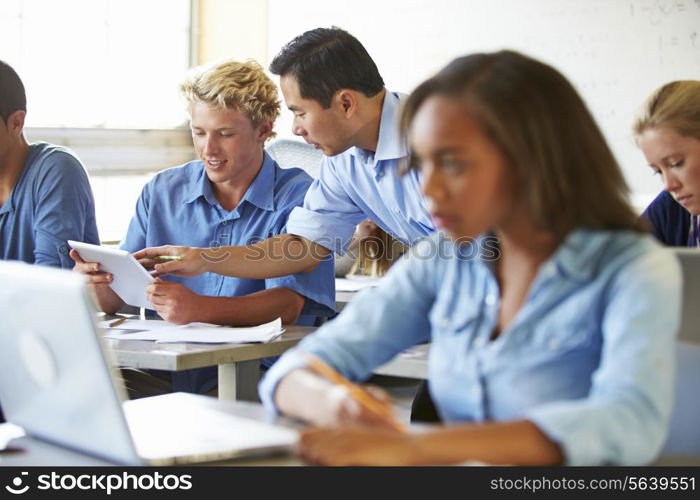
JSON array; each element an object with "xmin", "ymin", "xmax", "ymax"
[{"xmin": 180, "ymin": 59, "xmax": 280, "ymax": 135}]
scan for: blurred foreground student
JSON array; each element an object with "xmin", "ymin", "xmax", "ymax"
[
  {"xmin": 636, "ymin": 81, "xmax": 700, "ymax": 246},
  {"xmin": 258, "ymin": 51, "xmax": 682, "ymax": 466},
  {"xmin": 72, "ymin": 60, "xmax": 334, "ymax": 397}
]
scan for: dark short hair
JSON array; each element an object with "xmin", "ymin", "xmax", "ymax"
[
  {"xmin": 269, "ymin": 27, "xmax": 384, "ymax": 108},
  {"xmin": 401, "ymin": 50, "xmax": 646, "ymax": 238},
  {"xmin": 0, "ymin": 60, "xmax": 26, "ymax": 123}
]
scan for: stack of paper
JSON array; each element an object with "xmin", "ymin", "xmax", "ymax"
[
  {"xmin": 103, "ymin": 318, "xmax": 284, "ymax": 344},
  {"xmin": 97, "ymin": 318, "xmax": 217, "ymax": 330}
]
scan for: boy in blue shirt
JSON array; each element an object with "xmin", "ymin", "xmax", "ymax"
[
  {"xmin": 72, "ymin": 60, "xmax": 334, "ymax": 397},
  {"xmin": 0, "ymin": 60, "xmax": 99, "ymax": 268}
]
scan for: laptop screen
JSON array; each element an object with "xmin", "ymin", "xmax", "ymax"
[{"xmin": 0, "ymin": 261, "xmax": 141, "ymax": 465}]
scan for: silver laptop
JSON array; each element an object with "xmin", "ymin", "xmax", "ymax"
[
  {"xmin": 672, "ymin": 248, "xmax": 700, "ymax": 343},
  {"xmin": 0, "ymin": 260, "xmax": 297, "ymax": 465}
]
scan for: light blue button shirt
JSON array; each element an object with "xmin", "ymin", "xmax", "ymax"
[
  {"xmin": 0, "ymin": 142, "xmax": 100, "ymax": 268},
  {"xmin": 121, "ymin": 152, "xmax": 335, "ymax": 319},
  {"xmin": 285, "ymin": 91, "xmax": 434, "ymax": 254},
  {"xmin": 259, "ymin": 229, "xmax": 682, "ymax": 465}
]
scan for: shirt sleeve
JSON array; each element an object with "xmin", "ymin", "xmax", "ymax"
[
  {"xmin": 263, "ymin": 174, "xmax": 336, "ymax": 317},
  {"xmin": 285, "ymin": 156, "xmax": 368, "ymax": 254},
  {"xmin": 525, "ymin": 246, "xmax": 681, "ymax": 465},
  {"xmin": 32, "ymin": 152, "xmax": 100, "ymax": 268},
  {"xmin": 259, "ymin": 241, "xmax": 438, "ymax": 414}
]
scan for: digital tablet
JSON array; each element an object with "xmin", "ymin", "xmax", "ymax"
[{"xmin": 68, "ymin": 240, "xmax": 154, "ymax": 309}]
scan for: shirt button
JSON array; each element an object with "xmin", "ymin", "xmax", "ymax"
[
  {"xmin": 59, "ymin": 245, "xmax": 68, "ymax": 254},
  {"xmin": 473, "ymin": 337, "xmax": 485, "ymax": 348},
  {"xmin": 548, "ymin": 338, "xmax": 561, "ymax": 350},
  {"xmin": 377, "ymin": 171, "xmax": 385, "ymax": 179},
  {"xmin": 394, "ymin": 208, "xmax": 401, "ymax": 215},
  {"xmin": 222, "ymin": 221, "xmax": 228, "ymax": 226},
  {"xmin": 484, "ymin": 294, "xmax": 497, "ymax": 306},
  {"xmin": 438, "ymin": 318, "xmax": 450, "ymax": 329},
  {"xmin": 544, "ymin": 263, "xmax": 556, "ymax": 277}
]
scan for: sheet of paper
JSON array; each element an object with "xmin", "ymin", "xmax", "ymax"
[
  {"xmin": 97, "ymin": 318, "xmax": 220, "ymax": 330},
  {"xmin": 104, "ymin": 318, "xmax": 283, "ymax": 344},
  {"xmin": 335, "ymin": 276, "xmax": 382, "ymax": 292}
]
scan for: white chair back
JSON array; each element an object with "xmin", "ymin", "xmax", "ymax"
[{"xmin": 267, "ymin": 139, "xmax": 323, "ymax": 178}]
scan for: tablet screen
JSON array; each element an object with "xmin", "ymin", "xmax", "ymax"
[{"xmin": 68, "ymin": 241, "xmax": 154, "ymax": 309}]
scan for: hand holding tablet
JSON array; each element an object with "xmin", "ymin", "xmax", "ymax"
[{"xmin": 68, "ymin": 241, "xmax": 155, "ymax": 309}]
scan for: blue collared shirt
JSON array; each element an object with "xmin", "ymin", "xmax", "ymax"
[
  {"xmin": 121, "ymin": 152, "xmax": 335, "ymax": 318},
  {"xmin": 0, "ymin": 142, "xmax": 100, "ymax": 268},
  {"xmin": 121, "ymin": 153, "xmax": 335, "ymax": 393},
  {"xmin": 260, "ymin": 229, "xmax": 681, "ymax": 465},
  {"xmin": 285, "ymin": 91, "xmax": 434, "ymax": 254}
]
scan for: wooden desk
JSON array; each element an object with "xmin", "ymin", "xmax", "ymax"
[{"xmin": 108, "ymin": 325, "xmax": 315, "ymax": 402}]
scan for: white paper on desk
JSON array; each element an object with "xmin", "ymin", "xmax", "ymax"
[
  {"xmin": 97, "ymin": 318, "xmax": 220, "ymax": 330},
  {"xmin": 335, "ymin": 276, "xmax": 381, "ymax": 292},
  {"xmin": 104, "ymin": 318, "xmax": 283, "ymax": 344}
]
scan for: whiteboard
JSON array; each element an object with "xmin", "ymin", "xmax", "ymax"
[{"xmin": 268, "ymin": 0, "xmax": 700, "ymax": 208}]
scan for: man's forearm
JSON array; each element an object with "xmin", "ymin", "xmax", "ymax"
[
  {"xmin": 204, "ymin": 234, "xmax": 331, "ymax": 279},
  {"xmin": 195, "ymin": 287, "xmax": 306, "ymax": 326}
]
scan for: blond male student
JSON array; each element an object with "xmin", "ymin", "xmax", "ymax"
[{"xmin": 72, "ymin": 60, "xmax": 334, "ymax": 397}]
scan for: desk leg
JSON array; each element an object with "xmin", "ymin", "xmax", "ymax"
[{"xmin": 218, "ymin": 361, "xmax": 260, "ymax": 402}]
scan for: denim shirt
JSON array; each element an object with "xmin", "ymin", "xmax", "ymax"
[
  {"xmin": 285, "ymin": 91, "xmax": 434, "ymax": 254},
  {"xmin": 259, "ymin": 229, "xmax": 681, "ymax": 465}
]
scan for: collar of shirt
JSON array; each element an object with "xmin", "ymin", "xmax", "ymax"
[
  {"xmin": 182, "ymin": 151, "xmax": 276, "ymax": 213},
  {"xmin": 551, "ymin": 229, "xmax": 611, "ymax": 282},
  {"xmin": 0, "ymin": 197, "xmax": 12, "ymax": 215},
  {"xmin": 468, "ymin": 228, "xmax": 613, "ymax": 284},
  {"xmin": 347, "ymin": 91, "xmax": 408, "ymax": 170}
]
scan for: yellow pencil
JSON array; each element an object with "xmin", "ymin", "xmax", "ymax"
[
  {"xmin": 108, "ymin": 317, "xmax": 127, "ymax": 327},
  {"xmin": 303, "ymin": 353, "xmax": 407, "ymax": 432}
]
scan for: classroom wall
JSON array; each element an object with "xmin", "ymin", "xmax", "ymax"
[
  {"xmin": 266, "ymin": 0, "xmax": 700, "ymax": 208},
  {"xmin": 198, "ymin": 0, "xmax": 268, "ymax": 65}
]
